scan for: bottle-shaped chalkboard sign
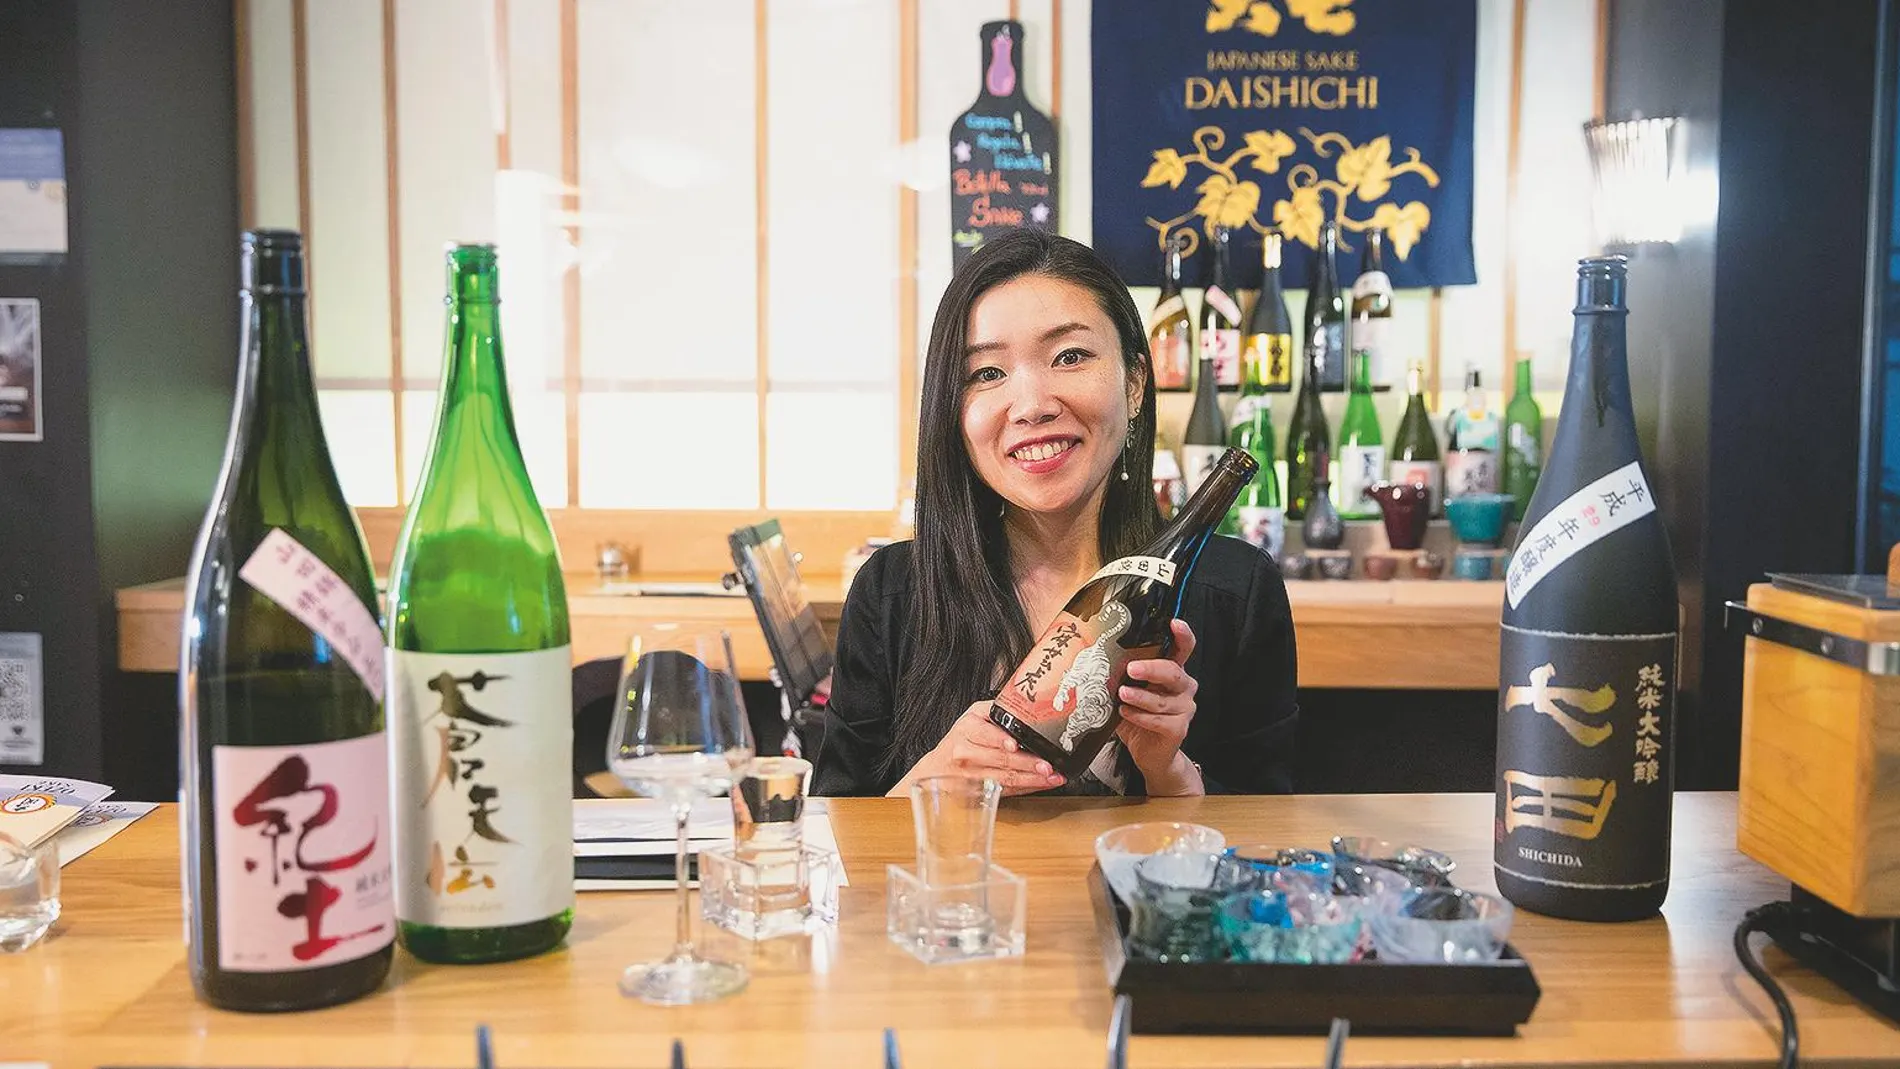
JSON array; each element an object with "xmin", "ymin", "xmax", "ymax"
[{"xmin": 951, "ymin": 20, "xmax": 1060, "ymax": 268}]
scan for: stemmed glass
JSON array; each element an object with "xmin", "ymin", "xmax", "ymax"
[{"xmin": 607, "ymin": 624, "xmax": 756, "ymax": 1004}]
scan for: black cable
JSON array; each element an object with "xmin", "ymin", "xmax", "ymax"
[{"xmin": 1735, "ymin": 902, "xmax": 1802, "ymax": 1069}]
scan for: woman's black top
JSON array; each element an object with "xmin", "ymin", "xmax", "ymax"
[{"xmin": 810, "ymin": 535, "xmax": 1299, "ymax": 796}]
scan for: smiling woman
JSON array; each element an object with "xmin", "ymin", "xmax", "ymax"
[{"xmin": 811, "ymin": 230, "xmax": 1300, "ymax": 799}]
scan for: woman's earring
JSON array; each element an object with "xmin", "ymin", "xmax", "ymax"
[{"xmin": 1120, "ymin": 418, "xmax": 1137, "ymax": 482}]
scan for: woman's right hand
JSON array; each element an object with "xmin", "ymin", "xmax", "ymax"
[{"xmin": 888, "ymin": 701, "xmax": 1067, "ymax": 796}]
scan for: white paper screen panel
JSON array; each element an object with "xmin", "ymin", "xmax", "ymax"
[
  {"xmin": 304, "ymin": 0, "xmax": 391, "ymax": 383},
  {"xmin": 576, "ymin": 0, "xmax": 758, "ymax": 389},
  {"xmin": 244, "ymin": 0, "xmax": 300, "ymax": 231},
  {"xmin": 766, "ymin": 0, "xmax": 898, "ymax": 391}
]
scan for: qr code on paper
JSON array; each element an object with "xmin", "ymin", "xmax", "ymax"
[{"xmin": 0, "ymin": 633, "xmax": 43, "ymax": 765}]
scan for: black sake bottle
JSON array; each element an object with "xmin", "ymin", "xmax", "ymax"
[{"xmin": 1493, "ymin": 256, "xmax": 1678, "ymax": 922}]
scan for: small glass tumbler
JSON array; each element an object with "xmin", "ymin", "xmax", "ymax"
[
  {"xmin": 0, "ymin": 833, "xmax": 59, "ymax": 953},
  {"xmin": 1368, "ymin": 887, "xmax": 1514, "ymax": 963},
  {"xmin": 1226, "ymin": 845, "xmax": 1336, "ymax": 891},
  {"xmin": 1331, "ymin": 836, "xmax": 1459, "ymax": 889},
  {"xmin": 1218, "ymin": 888, "xmax": 1364, "ymax": 964},
  {"xmin": 1094, "ymin": 822, "xmax": 1225, "ymax": 904},
  {"xmin": 909, "ymin": 776, "xmax": 1002, "ymax": 950},
  {"xmin": 731, "ymin": 756, "xmax": 813, "ymax": 921},
  {"xmin": 1126, "ymin": 851, "xmax": 1258, "ymax": 963}
]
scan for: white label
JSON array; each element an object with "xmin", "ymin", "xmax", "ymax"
[
  {"xmin": 1338, "ymin": 444, "xmax": 1387, "ymax": 515},
  {"xmin": 240, "ymin": 530, "xmax": 386, "ymax": 703},
  {"xmin": 1445, "ymin": 450, "xmax": 1500, "ymax": 498},
  {"xmin": 1506, "ymin": 462, "xmax": 1658, "ymax": 609},
  {"xmin": 1509, "ymin": 423, "xmax": 1542, "ymax": 467},
  {"xmin": 1205, "ymin": 328, "xmax": 1241, "ymax": 386},
  {"xmin": 1350, "ymin": 271, "xmax": 1391, "ymax": 302},
  {"xmin": 1353, "ymin": 315, "xmax": 1389, "ymax": 386},
  {"xmin": 1205, "ymin": 286, "xmax": 1242, "ymax": 324},
  {"xmin": 1089, "ymin": 555, "xmax": 1177, "ymax": 587},
  {"xmin": 1388, "ymin": 459, "xmax": 1442, "ymax": 514},
  {"xmin": 1151, "ymin": 293, "xmax": 1187, "ymax": 323},
  {"xmin": 389, "ymin": 648, "xmax": 574, "ymax": 929},
  {"xmin": 1229, "ymin": 395, "xmax": 1262, "ymax": 431},
  {"xmin": 1236, "ymin": 507, "xmax": 1286, "ymax": 560},
  {"xmin": 212, "ymin": 734, "xmax": 395, "ymax": 972},
  {"xmin": 1181, "ymin": 445, "xmax": 1224, "ymax": 498},
  {"xmin": 0, "ymin": 633, "xmax": 43, "ymax": 765}
]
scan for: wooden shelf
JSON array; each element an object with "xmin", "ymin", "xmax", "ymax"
[{"xmin": 119, "ymin": 575, "xmax": 1503, "ymax": 690}]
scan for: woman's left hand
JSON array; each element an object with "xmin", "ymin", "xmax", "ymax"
[{"xmin": 1116, "ymin": 619, "xmax": 1205, "ymax": 796}]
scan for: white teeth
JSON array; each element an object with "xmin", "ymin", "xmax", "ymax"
[{"xmin": 1011, "ymin": 439, "xmax": 1075, "ymax": 463}]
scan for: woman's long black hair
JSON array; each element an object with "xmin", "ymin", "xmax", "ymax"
[{"xmin": 884, "ymin": 229, "xmax": 1163, "ymax": 781}]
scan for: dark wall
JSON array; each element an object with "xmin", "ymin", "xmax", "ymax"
[
  {"xmin": 0, "ymin": 0, "xmax": 103, "ymax": 779},
  {"xmin": 73, "ymin": 0, "xmax": 240, "ymax": 795},
  {"xmin": 1608, "ymin": 0, "xmax": 1875, "ymax": 789},
  {"xmin": 0, "ymin": 0, "xmax": 237, "ymax": 790},
  {"xmin": 1605, "ymin": 0, "xmax": 1724, "ymax": 789},
  {"xmin": 1701, "ymin": 0, "xmax": 1876, "ymax": 782}
]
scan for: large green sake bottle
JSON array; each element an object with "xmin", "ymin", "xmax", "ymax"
[{"xmin": 386, "ymin": 244, "xmax": 573, "ymax": 964}]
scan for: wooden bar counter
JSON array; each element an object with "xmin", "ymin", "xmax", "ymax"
[
  {"xmin": 8, "ymin": 793, "xmax": 1897, "ymax": 1067},
  {"xmin": 115, "ymin": 576, "xmax": 1505, "ymax": 690}
]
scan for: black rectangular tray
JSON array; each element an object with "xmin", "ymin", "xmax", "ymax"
[{"xmin": 1089, "ymin": 863, "xmax": 1541, "ymax": 1036}]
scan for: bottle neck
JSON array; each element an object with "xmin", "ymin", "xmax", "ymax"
[
  {"xmin": 241, "ymin": 289, "xmax": 329, "ymax": 460},
  {"xmin": 1514, "ymin": 358, "xmax": 1533, "ymax": 396},
  {"xmin": 1157, "ymin": 454, "xmax": 1254, "ymax": 551},
  {"xmin": 1162, "ymin": 248, "xmax": 1183, "ymax": 295},
  {"xmin": 1210, "ymin": 240, "xmax": 1231, "ymax": 289},
  {"xmin": 1565, "ymin": 303, "xmax": 1633, "ymax": 434},
  {"xmin": 431, "ymin": 267, "xmax": 520, "ymax": 468},
  {"xmin": 1349, "ymin": 350, "xmax": 1372, "ymax": 394}
]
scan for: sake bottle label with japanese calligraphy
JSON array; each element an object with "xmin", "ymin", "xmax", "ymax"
[
  {"xmin": 1494, "ymin": 630, "xmax": 1675, "ymax": 894},
  {"xmin": 990, "ymin": 449, "xmax": 1257, "ymax": 783},
  {"xmin": 213, "ymin": 735, "xmax": 394, "ymax": 972},
  {"xmin": 1494, "ymin": 256, "xmax": 1679, "ymax": 922},
  {"xmin": 389, "ymin": 648, "xmax": 573, "ymax": 930}
]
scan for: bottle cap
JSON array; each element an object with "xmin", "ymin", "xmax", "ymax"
[
  {"xmin": 241, "ymin": 229, "xmax": 305, "ymax": 296},
  {"xmin": 446, "ymin": 243, "xmax": 501, "ymax": 304},
  {"xmin": 1575, "ymin": 255, "xmax": 1628, "ymax": 312}
]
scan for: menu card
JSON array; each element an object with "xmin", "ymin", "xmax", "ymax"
[{"xmin": 0, "ymin": 774, "xmax": 113, "ymax": 849}]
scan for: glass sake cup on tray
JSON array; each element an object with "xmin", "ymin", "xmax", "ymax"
[
  {"xmin": 1331, "ymin": 836, "xmax": 1459, "ymax": 889},
  {"xmin": 1094, "ymin": 822, "xmax": 1225, "ymax": 905},
  {"xmin": 1367, "ymin": 887, "xmax": 1514, "ymax": 964},
  {"xmin": 1126, "ymin": 851, "xmax": 1259, "ymax": 963},
  {"xmin": 1224, "ymin": 845, "xmax": 1336, "ymax": 889},
  {"xmin": 1217, "ymin": 887, "xmax": 1365, "ymax": 965}
]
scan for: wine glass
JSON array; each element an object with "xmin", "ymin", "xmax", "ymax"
[{"xmin": 607, "ymin": 624, "xmax": 756, "ymax": 1004}]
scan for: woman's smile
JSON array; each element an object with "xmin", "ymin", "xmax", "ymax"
[{"xmin": 1007, "ymin": 433, "xmax": 1081, "ymax": 473}]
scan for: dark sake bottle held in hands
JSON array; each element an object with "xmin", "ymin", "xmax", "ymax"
[
  {"xmin": 386, "ymin": 244, "xmax": 575, "ymax": 963},
  {"xmin": 989, "ymin": 449, "xmax": 1258, "ymax": 781},
  {"xmin": 180, "ymin": 231, "xmax": 394, "ymax": 1011},
  {"xmin": 1494, "ymin": 256, "xmax": 1678, "ymax": 921}
]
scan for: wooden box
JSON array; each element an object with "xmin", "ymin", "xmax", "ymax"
[{"xmin": 1736, "ymin": 575, "xmax": 1900, "ymax": 917}]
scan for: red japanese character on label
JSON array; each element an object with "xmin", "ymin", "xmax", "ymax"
[{"xmin": 230, "ymin": 755, "xmax": 387, "ymax": 961}]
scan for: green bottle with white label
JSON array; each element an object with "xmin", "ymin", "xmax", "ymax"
[
  {"xmin": 1336, "ymin": 350, "xmax": 1385, "ymax": 518},
  {"xmin": 386, "ymin": 244, "xmax": 573, "ymax": 964}
]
